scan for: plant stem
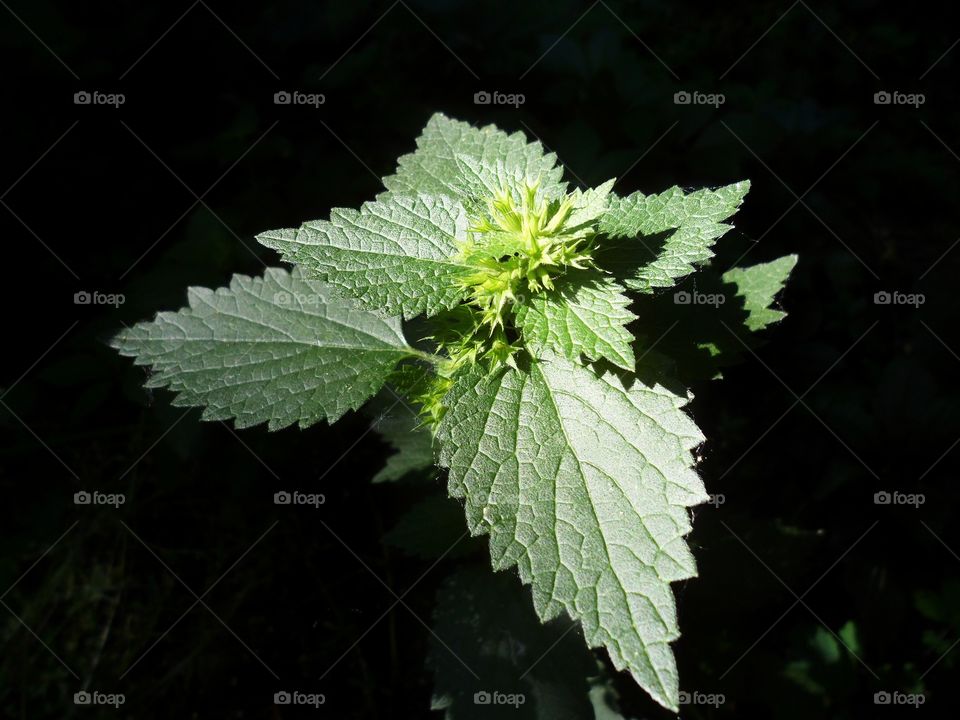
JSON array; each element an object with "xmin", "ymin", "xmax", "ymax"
[{"xmin": 405, "ymin": 347, "xmax": 444, "ymax": 366}]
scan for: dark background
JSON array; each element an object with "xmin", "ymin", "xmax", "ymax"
[{"xmin": 2, "ymin": 0, "xmax": 958, "ymax": 717}]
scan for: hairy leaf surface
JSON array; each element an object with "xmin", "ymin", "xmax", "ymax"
[
  {"xmin": 112, "ymin": 268, "xmax": 413, "ymax": 430},
  {"xmin": 514, "ymin": 275, "xmax": 636, "ymax": 370},
  {"xmin": 257, "ymin": 194, "xmax": 471, "ymax": 319},
  {"xmin": 381, "ymin": 113, "xmax": 566, "ymax": 203},
  {"xmin": 599, "ymin": 182, "xmax": 750, "ymax": 292},
  {"xmin": 436, "ymin": 355, "xmax": 707, "ymax": 710}
]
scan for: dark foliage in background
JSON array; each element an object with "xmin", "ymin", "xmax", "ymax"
[{"xmin": 1, "ymin": 0, "xmax": 958, "ymax": 717}]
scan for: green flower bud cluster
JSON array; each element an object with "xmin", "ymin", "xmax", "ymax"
[
  {"xmin": 456, "ymin": 178, "xmax": 595, "ymax": 332},
  {"xmin": 416, "ymin": 178, "xmax": 602, "ymax": 428}
]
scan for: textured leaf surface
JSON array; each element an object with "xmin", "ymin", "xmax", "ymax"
[
  {"xmin": 112, "ymin": 268, "xmax": 413, "ymax": 430},
  {"xmin": 453, "ymin": 153, "xmax": 568, "ymax": 207},
  {"xmin": 429, "ymin": 567, "xmax": 627, "ymax": 720},
  {"xmin": 566, "ymin": 179, "xmax": 617, "ymax": 231},
  {"xmin": 513, "ymin": 275, "xmax": 636, "ymax": 370},
  {"xmin": 599, "ymin": 182, "xmax": 750, "ymax": 292},
  {"xmin": 436, "ymin": 355, "xmax": 707, "ymax": 710},
  {"xmin": 722, "ymin": 254, "xmax": 798, "ymax": 331},
  {"xmin": 257, "ymin": 194, "xmax": 470, "ymax": 319},
  {"xmin": 380, "ymin": 113, "xmax": 566, "ymax": 203}
]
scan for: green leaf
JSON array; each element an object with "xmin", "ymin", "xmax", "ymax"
[
  {"xmin": 257, "ymin": 193, "xmax": 471, "ymax": 319},
  {"xmin": 436, "ymin": 355, "xmax": 707, "ymax": 711},
  {"xmin": 567, "ymin": 179, "xmax": 617, "ymax": 231},
  {"xmin": 625, "ymin": 256, "xmax": 797, "ymax": 384},
  {"xmin": 513, "ymin": 274, "xmax": 636, "ymax": 371},
  {"xmin": 112, "ymin": 268, "xmax": 414, "ymax": 430},
  {"xmin": 722, "ymin": 254, "xmax": 798, "ymax": 331},
  {"xmin": 429, "ymin": 566, "xmax": 627, "ymax": 720},
  {"xmin": 372, "ymin": 410, "xmax": 435, "ymax": 483},
  {"xmin": 453, "ymin": 153, "xmax": 569, "ymax": 209},
  {"xmin": 381, "ymin": 113, "xmax": 566, "ymax": 204},
  {"xmin": 598, "ymin": 181, "xmax": 750, "ymax": 292}
]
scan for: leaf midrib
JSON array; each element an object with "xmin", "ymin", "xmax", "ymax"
[{"xmin": 531, "ymin": 359, "xmax": 674, "ymax": 703}]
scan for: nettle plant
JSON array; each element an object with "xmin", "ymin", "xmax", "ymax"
[{"xmin": 113, "ymin": 114, "xmax": 796, "ymax": 712}]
